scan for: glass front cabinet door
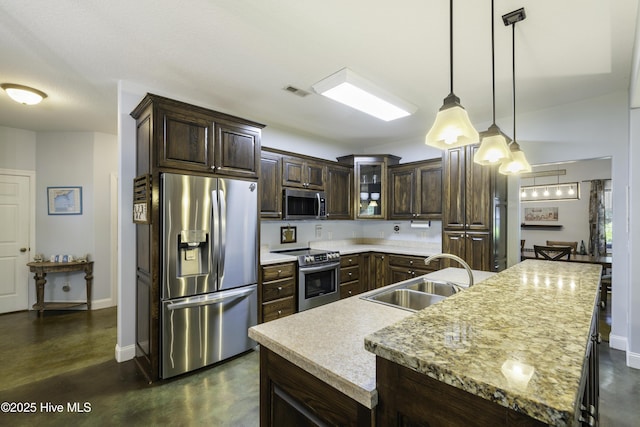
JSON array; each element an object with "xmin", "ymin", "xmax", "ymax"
[{"xmin": 338, "ymin": 155, "xmax": 400, "ymax": 220}]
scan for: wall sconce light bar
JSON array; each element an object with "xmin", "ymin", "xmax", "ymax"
[
  {"xmin": 520, "ymin": 182, "xmax": 580, "ymax": 202},
  {"xmin": 312, "ymin": 68, "xmax": 417, "ymax": 121}
]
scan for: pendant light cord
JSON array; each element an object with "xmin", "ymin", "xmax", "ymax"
[
  {"xmin": 491, "ymin": 0, "xmax": 496, "ymax": 124},
  {"xmin": 449, "ymin": 0, "xmax": 454, "ymax": 95},
  {"xmin": 512, "ymin": 21, "xmax": 516, "ymax": 144}
]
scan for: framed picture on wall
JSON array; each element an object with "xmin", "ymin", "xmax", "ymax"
[
  {"xmin": 47, "ymin": 186, "xmax": 83, "ymax": 215},
  {"xmin": 524, "ymin": 207, "xmax": 558, "ymax": 222}
]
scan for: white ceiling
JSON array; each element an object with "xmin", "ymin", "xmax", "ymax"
[{"xmin": 1, "ymin": 0, "xmax": 639, "ymax": 149}]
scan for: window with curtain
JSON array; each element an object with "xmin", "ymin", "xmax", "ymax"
[
  {"xmin": 604, "ymin": 180, "xmax": 612, "ymax": 254},
  {"xmin": 588, "ymin": 179, "xmax": 610, "ymax": 256}
]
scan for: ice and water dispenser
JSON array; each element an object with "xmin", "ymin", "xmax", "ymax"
[{"xmin": 177, "ymin": 230, "xmax": 209, "ymax": 277}]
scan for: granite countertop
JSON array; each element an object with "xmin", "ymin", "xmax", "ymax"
[
  {"xmin": 260, "ymin": 238, "xmax": 442, "ymax": 265},
  {"xmin": 247, "ymin": 268, "xmax": 494, "ymax": 409},
  {"xmin": 365, "ymin": 259, "xmax": 602, "ymax": 426}
]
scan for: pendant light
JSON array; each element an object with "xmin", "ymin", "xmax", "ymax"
[
  {"xmin": 425, "ymin": 0, "xmax": 479, "ymax": 150},
  {"xmin": 499, "ymin": 8, "xmax": 532, "ymax": 175},
  {"xmin": 474, "ymin": 0, "xmax": 511, "ymax": 166}
]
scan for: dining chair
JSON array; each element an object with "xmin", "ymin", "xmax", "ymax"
[
  {"xmin": 546, "ymin": 240, "xmax": 578, "ymax": 255},
  {"xmin": 533, "ymin": 245, "xmax": 572, "ymax": 261}
]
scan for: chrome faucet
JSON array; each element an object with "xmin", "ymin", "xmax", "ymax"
[{"xmin": 424, "ymin": 253, "xmax": 474, "ymax": 288}]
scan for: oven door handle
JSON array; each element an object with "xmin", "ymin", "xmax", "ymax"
[{"xmin": 299, "ymin": 261, "xmax": 340, "ymax": 273}]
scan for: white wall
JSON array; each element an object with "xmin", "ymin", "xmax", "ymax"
[
  {"xmin": 520, "ymin": 158, "xmax": 611, "ymax": 250},
  {"xmin": 34, "ymin": 132, "xmax": 117, "ymax": 308},
  {"xmin": 0, "ymin": 126, "xmax": 36, "ymax": 170},
  {"xmin": 116, "ymin": 83, "xmax": 141, "ymax": 361},
  {"xmin": 628, "ymin": 108, "xmax": 640, "ymax": 369}
]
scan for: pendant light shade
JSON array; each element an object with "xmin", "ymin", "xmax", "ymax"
[
  {"xmin": 475, "ymin": 124, "xmax": 512, "ymax": 165},
  {"xmin": 499, "ymin": 142, "xmax": 531, "ymax": 174},
  {"xmin": 425, "ymin": 0, "xmax": 479, "ymax": 150},
  {"xmin": 425, "ymin": 93, "xmax": 479, "ymax": 149},
  {"xmin": 474, "ymin": 0, "xmax": 510, "ymax": 166},
  {"xmin": 499, "ymin": 7, "xmax": 531, "ymax": 175}
]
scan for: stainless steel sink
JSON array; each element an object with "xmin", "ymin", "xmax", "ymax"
[
  {"xmin": 404, "ymin": 279, "xmax": 460, "ymax": 297},
  {"xmin": 367, "ymin": 289, "xmax": 445, "ymax": 311},
  {"xmin": 361, "ymin": 277, "xmax": 462, "ymax": 311}
]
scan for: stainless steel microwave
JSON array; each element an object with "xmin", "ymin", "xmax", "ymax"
[{"xmin": 283, "ymin": 188, "xmax": 326, "ymax": 220}]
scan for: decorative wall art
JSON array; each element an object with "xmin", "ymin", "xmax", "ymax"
[
  {"xmin": 280, "ymin": 225, "xmax": 297, "ymax": 244},
  {"xmin": 47, "ymin": 186, "xmax": 83, "ymax": 215},
  {"xmin": 524, "ymin": 207, "xmax": 558, "ymax": 222}
]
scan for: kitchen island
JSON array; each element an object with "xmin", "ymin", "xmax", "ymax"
[{"xmin": 249, "ymin": 260, "xmax": 601, "ymax": 426}]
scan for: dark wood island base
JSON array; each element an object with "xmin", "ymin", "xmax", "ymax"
[{"xmin": 259, "ymin": 347, "xmax": 374, "ymax": 427}]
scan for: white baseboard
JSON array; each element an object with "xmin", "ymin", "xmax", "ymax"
[
  {"xmin": 115, "ymin": 343, "xmax": 135, "ymax": 362},
  {"xmin": 609, "ymin": 333, "xmax": 627, "ymax": 351},
  {"xmin": 91, "ymin": 298, "xmax": 116, "ymax": 310},
  {"xmin": 627, "ymin": 351, "xmax": 640, "ymax": 369},
  {"xmin": 28, "ymin": 298, "xmax": 116, "ymax": 312}
]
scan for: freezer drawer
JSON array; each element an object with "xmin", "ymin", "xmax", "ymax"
[{"xmin": 161, "ymin": 285, "xmax": 258, "ymax": 379}]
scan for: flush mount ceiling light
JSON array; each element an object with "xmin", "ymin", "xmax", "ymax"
[
  {"xmin": 475, "ymin": 0, "xmax": 511, "ymax": 166},
  {"xmin": 1, "ymin": 83, "xmax": 48, "ymax": 105},
  {"xmin": 499, "ymin": 8, "xmax": 532, "ymax": 175},
  {"xmin": 312, "ymin": 67, "xmax": 417, "ymax": 121},
  {"xmin": 425, "ymin": 0, "xmax": 479, "ymax": 150}
]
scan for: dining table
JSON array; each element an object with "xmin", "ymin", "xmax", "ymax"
[{"xmin": 521, "ymin": 248, "xmax": 612, "ymax": 267}]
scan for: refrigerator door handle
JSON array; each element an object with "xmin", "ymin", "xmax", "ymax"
[
  {"xmin": 211, "ymin": 188, "xmax": 220, "ymax": 289},
  {"xmin": 166, "ymin": 287, "xmax": 256, "ymax": 311},
  {"xmin": 218, "ymin": 188, "xmax": 226, "ymax": 281}
]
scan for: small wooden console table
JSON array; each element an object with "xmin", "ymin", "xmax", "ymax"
[{"xmin": 27, "ymin": 261, "xmax": 94, "ymax": 316}]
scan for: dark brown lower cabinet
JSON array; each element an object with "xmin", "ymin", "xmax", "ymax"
[
  {"xmin": 376, "ymin": 357, "xmax": 546, "ymax": 427},
  {"xmin": 260, "ymin": 348, "xmax": 373, "ymax": 427}
]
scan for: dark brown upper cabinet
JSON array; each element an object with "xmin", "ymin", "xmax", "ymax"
[
  {"xmin": 131, "ymin": 93, "xmax": 263, "ymax": 179},
  {"xmin": 282, "ymin": 156, "xmax": 326, "ymax": 190},
  {"xmin": 326, "ymin": 163, "xmax": 353, "ymax": 219},
  {"xmin": 441, "ymin": 144, "xmax": 507, "ymax": 272},
  {"xmin": 259, "ymin": 151, "xmax": 282, "ymax": 219},
  {"xmin": 388, "ymin": 159, "xmax": 442, "ymax": 220}
]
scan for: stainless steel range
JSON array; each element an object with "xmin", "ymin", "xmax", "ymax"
[{"xmin": 275, "ymin": 248, "xmax": 341, "ymax": 311}]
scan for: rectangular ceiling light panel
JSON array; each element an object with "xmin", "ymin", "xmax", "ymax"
[{"xmin": 312, "ymin": 68, "xmax": 417, "ymax": 121}]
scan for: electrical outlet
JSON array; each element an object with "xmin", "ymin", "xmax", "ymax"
[
  {"xmin": 315, "ymin": 224, "xmax": 322, "ymax": 238},
  {"xmin": 328, "ymin": 231, "xmax": 333, "ymax": 240},
  {"xmin": 378, "ymin": 231, "xmax": 384, "ymax": 238}
]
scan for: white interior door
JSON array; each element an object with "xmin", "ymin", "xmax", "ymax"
[{"xmin": 0, "ymin": 174, "xmax": 30, "ymax": 313}]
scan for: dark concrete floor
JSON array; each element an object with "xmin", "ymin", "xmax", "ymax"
[{"xmin": 0, "ymin": 304, "xmax": 638, "ymax": 426}]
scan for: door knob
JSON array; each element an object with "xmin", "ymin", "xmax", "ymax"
[{"xmin": 20, "ymin": 248, "xmax": 27, "ymax": 253}]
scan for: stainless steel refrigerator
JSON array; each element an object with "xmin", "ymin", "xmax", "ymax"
[{"xmin": 160, "ymin": 172, "xmax": 258, "ymax": 379}]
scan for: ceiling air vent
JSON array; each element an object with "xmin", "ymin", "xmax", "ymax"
[{"xmin": 284, "ymin": 85, "xmax": 310, "ymax": 97}]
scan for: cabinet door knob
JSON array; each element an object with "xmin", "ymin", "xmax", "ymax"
[
  {"xmin": 348, "ymin": 272, "xmax": 352, "ymax": 276},
  {"xmin": 20, "ymin": 247, "xmax": 27, "ymax": 253},
  {"xmin": 348, "ymin": 290, "xmax": 352, "ymax": 295},
  {"xmin": 277, "ymin": 286, "xmax": 283, "ymax": 291},
  {"xmin": 277, "ymin": 310, "xmax": 282, "ymax": 315},
  {"xmin": 409, "ymin": 260, "xmax": 413, "ymax": 265}
]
